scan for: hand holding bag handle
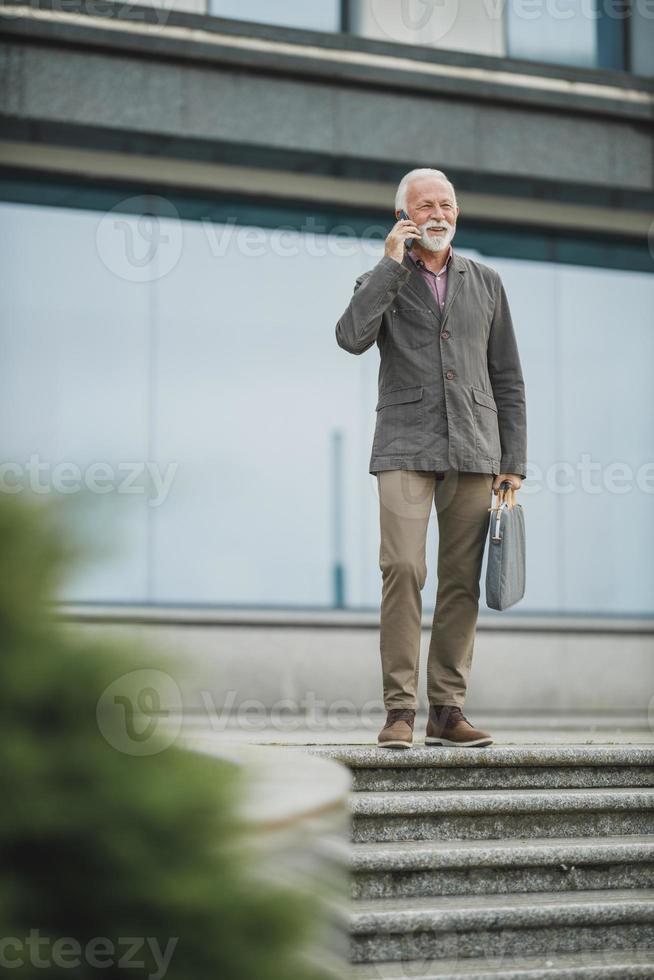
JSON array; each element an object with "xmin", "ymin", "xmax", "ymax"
[
  {"xmin": 485, "ymin": 479, "xmax": 526, "ymax": 610},
  {"xmin": 489, "ymin": 480, "xmax": 515, "ymax": 541},
  {"xmin": 495, "ymin": 480, "xmax": 517, "ymax": 508}
]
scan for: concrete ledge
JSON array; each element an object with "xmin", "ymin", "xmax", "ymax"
[
  {"xmin": 184, "ymin": 741, "xmax": 352, "ymax": 972},
  {"xmin": 350, "ymin": 948, "xmax": 654, "ymax": 979},
  {"xmin": 348, "ymin": 889, "xmax": 654, "ymax": 963},
  {"xmin": 349, "ymin": 888, "xmax": 654, "ymax": 932},
  {"xmin": 350, "ymin": 834, "xmax": 654, "ymax": 871},
  {"xmin": 56, "ymin": 604, "xmax": 654, "ymax": 633},
  {"xmin": 192, "ymin": 742, "xmax": 351, "ymax": 832},
  {"xmin": 350, "ymin": 787, "xmax": 654, "ymax": 818},
  {"xmin": 311, "ymin": 745, "xmax": 654, "ymax": 768},
  {"xmin": 62, "ymin": 614, "xmax": 654, "ymax": 714}
]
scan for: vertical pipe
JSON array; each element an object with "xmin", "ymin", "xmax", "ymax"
[{"xmin": 331, "ymin": 429, "xmax": 346, "ymax": 608}]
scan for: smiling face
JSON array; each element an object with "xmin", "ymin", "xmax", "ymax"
[{"xmin": 396, "ymin": 176, "xmax": 460, "ymax": 253}]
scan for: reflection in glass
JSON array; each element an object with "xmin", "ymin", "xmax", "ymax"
[
  {"xmin": 208, "ymin": 0, "xmax": 341, "ymax": 32},
  {"xmin": 1, "ymin": 202, "xmax": 652, "ymax": 615}
]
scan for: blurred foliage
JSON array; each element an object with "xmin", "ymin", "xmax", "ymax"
[{"xmin": 0, "ymin": 494, "xmax": 329, "ymax": 979}]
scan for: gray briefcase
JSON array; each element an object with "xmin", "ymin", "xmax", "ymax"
[{"xmin": 485, "ymin": 481, "xmax": 526, "ymax": 611}]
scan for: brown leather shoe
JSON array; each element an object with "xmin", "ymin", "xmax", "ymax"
[
  {"xmin": 425, "ymin": 704, "xmax": 493, "ymax": 747},
  {"xmin": 377, "ymin": 708, "xmax": 416, "ymax": 749}
]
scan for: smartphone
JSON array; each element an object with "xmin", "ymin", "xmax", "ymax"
[{"xmin": 399, "ymin": 209, "xmax": 415, "ymax": 251}]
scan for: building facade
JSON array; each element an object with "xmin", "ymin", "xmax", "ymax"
[{"xmin": 1, "ymin": 0, "xmax": 653, "ymax": 619}]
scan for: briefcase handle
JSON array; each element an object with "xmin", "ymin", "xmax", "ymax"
[
  {"xmin": 497, "ymin": 481, "xmax": 517, "ymax": 509},
  {"xmin": 487, "ymin": 481, "xmax": 517, "ymax": 542},
  {"xmin": 488, "ymin": 480, "xmax": 517, "ymax": 511}
]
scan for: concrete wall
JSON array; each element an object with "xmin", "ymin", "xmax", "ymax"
[
  {"xmin": 65, "ymin": 617, "xmax": 654, "ymax": 716},
  {"xmin": 1, "ymin": 0, "xmax": 652, "ymax": 200}
]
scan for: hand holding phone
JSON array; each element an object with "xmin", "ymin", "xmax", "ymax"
[
  {"xmin": 399, "ymin": 210, "xmax": 416, "ymax": 251},
  {"xmin": 384, "ymin": 211, "xmax": 420, "ymax": 264}
]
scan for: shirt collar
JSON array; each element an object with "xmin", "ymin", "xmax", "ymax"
[{"xmin": 409, "ymin": 243, "xmax": 453, "ymax": 273}]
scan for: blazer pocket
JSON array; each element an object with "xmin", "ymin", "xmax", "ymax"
[
  {"xmin": 471, "ymin": 386, "xmax": 497, "ymax": 413},
  {"xmin": 376, "ymin": 385, "xmax": 424, "ymax": 411},
  {"xmin": 373, "ymin": 385, "xmax": 424, "ymax": 456}
]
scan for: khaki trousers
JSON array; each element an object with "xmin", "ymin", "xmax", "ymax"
[{"xmin": 377, "ymin": 469, "xmax": 494, "ymax": 710}]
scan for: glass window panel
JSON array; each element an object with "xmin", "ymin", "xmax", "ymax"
[
  {"xmin": 208, "ymin": 0, "xmax": 341, "ymax": 32},
  {"xmin": 1, "ymin": 199, "xmax": 652, "ymax": 615},
  {"xmin": 631, "ymin": 5, "xmax": 654, "ymax": 76},
  {"xmin": 349, "ymin": 0, "xmax": 505, "ymax": 57},
  {"xmin": 0, "ymin": 203, "xmax": 151, "ymax": 601},
  {"xmin": 507, "ymin": 0, "xmax": 598, "ymax": 68}
]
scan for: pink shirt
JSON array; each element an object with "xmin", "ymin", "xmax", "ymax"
[{"xmin": 408, "ymin": 243, "xmax": 453, "ymax": 312}]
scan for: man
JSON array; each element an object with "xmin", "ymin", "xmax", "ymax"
[{"xmin": 335, "ymin": 168, "xmax": 527, "ymax": 749}]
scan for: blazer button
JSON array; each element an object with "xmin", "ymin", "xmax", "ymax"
[
  {"xmin": 445, "ymin": 370, "xmax": 455, "ymax": 380},
  {"xmin": 441, "ymin": 330, "xmax": 450, "ymax": 340}
]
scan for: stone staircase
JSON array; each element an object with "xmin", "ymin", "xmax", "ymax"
[{"xmin": 310, "ymin": 745, "xmax": 654, "ymax": 978}]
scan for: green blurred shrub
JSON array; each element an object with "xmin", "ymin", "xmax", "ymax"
[{"xmin": 0, "ymin": 495, "xmax": 327, "ymax": 979}]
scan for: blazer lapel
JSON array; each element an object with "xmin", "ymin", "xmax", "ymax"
[{"xmin": 440, "ymin": 252, "xmax": 466, "ymax": 329}]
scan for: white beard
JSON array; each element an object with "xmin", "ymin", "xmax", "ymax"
[{"xmin": 418, "ymin": 222, "xmax": 455, "ymax": 252}]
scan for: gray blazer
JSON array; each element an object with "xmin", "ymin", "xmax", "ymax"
[{"xmin": 335, "ymin": 250, "xmax": 527, "ymax": 480}]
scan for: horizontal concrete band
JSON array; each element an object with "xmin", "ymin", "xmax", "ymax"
[
  {"xmin": 350, "ymin": 787, "xmax": 654, "ymax": 815},
  {"xmin": 1, "ymin": 3, "xmax": 652, "ymax": 121},
  {"xmin": 1, "ymin": 140, "xmax": 652, "ymax": 240},
  {"xmin": 348, "ymin": 887, "xmax": 654, "ymax": 931},
  {"xmin": 349, "ymin": 834, "xmax": 654, "ymax": 871},
  {"xmin": 65, "ymin": 617, "xmax": 654, "ymax": 711},
  {"xmin": 311, "ymin": 746, "xmax": 654, "ymax": 768},
  {"xmin": 349, "ymin": 949, "xmax": 654, "ymax": 979},
  {"xmin": 55, "ymin": 603, "xmax": 654, "ymax": 633}
]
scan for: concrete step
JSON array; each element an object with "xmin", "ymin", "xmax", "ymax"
[
  {"xmin": 309, "ymin": 746, "xmax": 654, "ymax": 792},
  {"xmin": 349, "ymin": 947, "xmax": 654, "ymax": 978},
  {"xmin": 350, "ymin": 834, "xmax": 654, "ymax": 899},
  {"xmin": 351, "ymin": 787, "xmax": 654, "ymax": 843},
  {"xmin": 348, "ymin": 888, "xmax": 654, "ymax": 964}
]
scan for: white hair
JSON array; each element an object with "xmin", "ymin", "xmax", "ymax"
[{"xmin": 395, "ymin": 168, "xmax": 457, "ymax": 212}]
